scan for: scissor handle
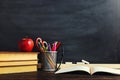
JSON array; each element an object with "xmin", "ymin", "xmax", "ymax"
[
  {"xmin": 36, "ymin": 38, "xmax": 41, "ymax": 48},
  {"xmin": 36, "ymin": 37, "xmax": 46, "ymax": 52},
  {"xmin": 42, "ymin": 41, "xmax": 48, "ymax": 51}
]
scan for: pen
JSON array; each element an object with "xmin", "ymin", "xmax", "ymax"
[{"xmin": 81, "ymin": 59, "xmax": 90, "ymax": 64}]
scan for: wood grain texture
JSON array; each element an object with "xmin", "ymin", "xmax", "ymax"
[{"xmin": 0, "ymin": 71, "xmax": 120, "ymax": 80}]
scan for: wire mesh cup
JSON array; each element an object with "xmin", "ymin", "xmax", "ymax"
[{"xmin": 41, "ymin": 51, "xmax": 59, "ymax": 71}]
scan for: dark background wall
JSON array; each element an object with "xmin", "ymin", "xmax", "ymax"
[{"xmin": 0, "ymin": 0, "xmax": 120, "ymax": 63}]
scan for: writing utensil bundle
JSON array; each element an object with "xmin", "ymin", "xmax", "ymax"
[
  {"xmin": 36, "ymin": 37, "xmax": 61, "ymax": 71},
  {"xmin": 36, "ymin": 37, "xmax": 61, "ymax": 53}
]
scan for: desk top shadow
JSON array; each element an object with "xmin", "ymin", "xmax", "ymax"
[{"xmin": 0, "ymin": 71, "xmax": 120, "ymax": 80}]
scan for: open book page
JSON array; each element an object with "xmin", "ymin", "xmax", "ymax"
[
  {"xmin": 55, "ymin": 66, "xmax": 90, "ymax": 74},
  {"xmin": 91, "ymin": 66, "xmax": 120, "ymax": 75}
]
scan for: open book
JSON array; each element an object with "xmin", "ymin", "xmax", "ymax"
[{"xmin": 55, "ymin": 65, "xmax": 120, "ymax": 75}]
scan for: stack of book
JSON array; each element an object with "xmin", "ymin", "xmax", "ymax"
[{"xmin": 0, "ymin": 52, "xmax": 38, "ymax": 74}]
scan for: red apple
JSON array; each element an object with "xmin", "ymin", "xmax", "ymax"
[{"xmin": 18, "ymin": 38, "xmax": 34, "ymax": 52}]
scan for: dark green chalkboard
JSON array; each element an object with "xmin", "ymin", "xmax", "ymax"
[{"xmin": 0, "ymin": 0, "xmax": 120, "ymax": 63}]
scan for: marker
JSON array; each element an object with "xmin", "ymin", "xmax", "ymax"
[
  {"xmin": 52, "ymin": 41, "xmax": 57, "ymax": 51},
  {"xmin": 56, "ymin": 42, "xmax": 61, "ymax": 51}
]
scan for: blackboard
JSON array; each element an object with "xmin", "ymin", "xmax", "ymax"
[{"xmin": 0, "ymin": 0, "xmax": 120, "ymax": 63}]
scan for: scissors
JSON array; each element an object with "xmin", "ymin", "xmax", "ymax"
[
  {"xmin": 36, "ymin": 37, "xmax": 49, "ymax": 52},
  {"xmin": 42, "ymin": 41, "xmax": 49, "ymax": 51}
]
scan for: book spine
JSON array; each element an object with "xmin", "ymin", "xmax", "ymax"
[
  {"xmin": 0, "ymin": 60, "xmax": 38, "ymax": 66},
  {"xmin": 0, "ymin": 65, "xmax": 37, "ymax": 74},
  {"xmin": 0, "ymin": 52, "xmax": 38, "ymax": 60}
]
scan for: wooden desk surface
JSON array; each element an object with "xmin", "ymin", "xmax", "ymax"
[{"xmin": 0, "ymin": 71, "xmax": 120, "ymax": 80}]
